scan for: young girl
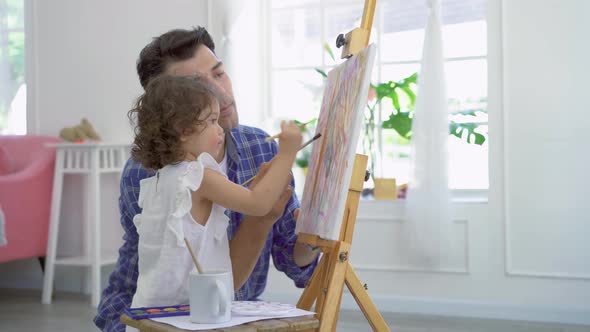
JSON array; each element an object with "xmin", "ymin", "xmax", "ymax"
[{"xmin": 127, "ymin": 75, "xmax": 302, "ymax": 310}]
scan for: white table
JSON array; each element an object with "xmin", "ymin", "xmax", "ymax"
[{"xmin": 42, "ymin": 142, "xmax": 130, "ymax": 306}]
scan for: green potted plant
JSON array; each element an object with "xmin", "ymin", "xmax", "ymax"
[
  {"xmin": 315, "ymin": 44, "xmax": 487, "ymax": 199},
  {"xmin": 364, "ymin": 73, "xmax": 417, "ymax": 199},
  {"xmin": 369, "ymin": 73, "xmax": 487, "ymax": 198}
]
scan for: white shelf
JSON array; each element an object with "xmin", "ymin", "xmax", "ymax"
[
  {"xmin": 61, "ymin": 168, "xmax": 125, "ymax": 174},
  {"xmin": 55, "ymin": 255, "xmax": 118, "ymax": 267},
  {"xmin": 46, "ymin": 142, "xmax": 131, "ymax": 148},
  {"xmin": 42, "ymin": 143, "xmax": 130, "ymax": 307}
]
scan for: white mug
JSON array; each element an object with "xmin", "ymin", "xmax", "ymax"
[{"xmin": 189, "ymin": 270, "xmax": 232, "ymax": 324}]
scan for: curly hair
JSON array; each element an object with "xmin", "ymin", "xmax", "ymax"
[
  {"xmin": 128, "ymin": 75, "xmax": 219, "ymax": 170},
  {"xmin": 137, "ymin": 27, "xmax": 215, "ymax": 89}
]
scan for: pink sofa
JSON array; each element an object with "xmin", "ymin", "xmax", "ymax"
[{"xmin": 0, "ymin": 135, "xmax": 60, "ymax": 264}]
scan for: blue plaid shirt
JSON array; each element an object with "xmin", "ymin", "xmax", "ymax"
[{"xmin": 94, "ymin": 125, "xmax": 318, "ymax": 332}]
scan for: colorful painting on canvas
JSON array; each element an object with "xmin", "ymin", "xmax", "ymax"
[{"xmin": 296, "ymin": 44, "xmax": 376, "ymax": 241}]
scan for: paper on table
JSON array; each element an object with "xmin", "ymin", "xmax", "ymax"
[{"xmin": 153, "ymin": 308, "xmax": 315, "ymax": 331}]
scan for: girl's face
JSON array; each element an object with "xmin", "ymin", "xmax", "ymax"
[{"xmin": 180, "ymin": 100, "xmax": 225, "ymax": 161}]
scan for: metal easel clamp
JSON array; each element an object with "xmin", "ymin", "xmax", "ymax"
[
  {"xmin": 336, "ymin": 34, "xmax": 347, "ymax": 48},
  {"xmin": 337, "ymin": 28, "xmax": 370, "ymax": 59}
]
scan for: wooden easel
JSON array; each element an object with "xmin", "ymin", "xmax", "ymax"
[
  {"xmin": 297, "ymin": 155, "xmax": 390, "ymax": 332},
  {"xmin": 295, "ymin": 3, "xmax": 389, "ymax": 331}
]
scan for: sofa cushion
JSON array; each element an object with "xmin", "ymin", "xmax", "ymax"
[{"xmin": 0, "ymin": 145, "xmax": 14, "ymax": 175}]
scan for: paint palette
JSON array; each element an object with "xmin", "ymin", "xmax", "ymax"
[
  {"xmin": 124, "ymin": 304, "xmax": 190, "ymax": 320},
  {"xmin": 231, "ymin": 301, "xmax": 296, "ymax": 316}
]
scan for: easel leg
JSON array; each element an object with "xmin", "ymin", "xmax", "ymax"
[
  {"xmin": 329, "ymin": 253, "xmax": 346, "ymax": 332},
  {"xmin": 331, "ymin": 281, "xmax": 344, "ymax": 332},
  {"xmin": 315, "ymin": 251, "xmax": 333, "ymax": 316},
  {"xmin": 318, "ymin": 242, "xmax": 350, "ymax": 332},
  {"xmin": 297, "ymin": 253, "xmax": 328, "ymax": 310},
  {"xmin": 345, "ymin": 263, "xmax": 390, "ymax": 332}
]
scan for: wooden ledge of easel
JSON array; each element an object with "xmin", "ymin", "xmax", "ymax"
[{"xmin": 297, "ymin": 233, "xmax": 338, "ymax": 250}]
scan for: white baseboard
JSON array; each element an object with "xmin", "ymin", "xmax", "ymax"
[{"xmin": 261, "ymin": 291, "xmax": 590, "ymax": 326}]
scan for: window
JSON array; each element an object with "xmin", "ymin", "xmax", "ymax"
[
  {"xmin": 267, "ymin": 0, "xmax": 488, "ymax": 191},
  {"xmin": 0, "ymin": 0, "xmax": 26, "ymax": 135}
]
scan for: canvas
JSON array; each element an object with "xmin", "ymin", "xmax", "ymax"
[{"xmin": 296, "ymin": 44, "xmax": 376, "ymax": 241}]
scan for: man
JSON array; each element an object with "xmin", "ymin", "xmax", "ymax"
[{"xmin": 95, "ymin": 27, "xmax": 319, "ymax": 332}]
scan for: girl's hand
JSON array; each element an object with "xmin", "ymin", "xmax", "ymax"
[{"xmin": 278, "ymin": 121, "xmax": 303, "ymax": 155}]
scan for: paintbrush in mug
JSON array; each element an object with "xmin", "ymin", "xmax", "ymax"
[
  {"xmin": 241, "ymin": 133, "xmax": 322, "ymax": 186},
  {"xmin": 184, "ymin": 238, "xmax": 203, "ymax": 274}
]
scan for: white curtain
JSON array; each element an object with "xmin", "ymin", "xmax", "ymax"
[
  {"xmin": 402, "ymin": 0, "xmax": 452, "ymax": 266},
  {"xmin": 208, "ymin": 0, "xmax": 264, "ymax": 127}
]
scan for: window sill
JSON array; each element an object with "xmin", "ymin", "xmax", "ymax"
[
  {"xmin": 356, "ymin": 190, "xmax": 488, "ymax": 221},
  {"xmin": 359, "ymin": 189, "xmax": 488, "ymax": 204}
]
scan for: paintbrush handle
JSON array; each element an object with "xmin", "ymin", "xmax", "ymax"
[
  {"xmin": 241, "ymin": 176, "xmax": 256, "ymax": 186},
  {"xmin": 264, "ymin": 123, "xmax": 308, "ymax": 142},
  {"xmin": 241, "ymin": 133, "xmax": 321, "ymax": 186},
  {"xmin": 299, "ymin": 133, "xmax": 321, "ymax": 150},
  {"xmin": 184, "ymin": 238, "xmax": 203, "ymax": 274},
  {"xmin": 264, "ymin": 133, "xmax": 281, "ymax": 142}
]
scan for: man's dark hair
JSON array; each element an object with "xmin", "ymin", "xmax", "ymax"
[{"xmin": 137, "ymin": 27, "xmax": 215, "ymax": 89}]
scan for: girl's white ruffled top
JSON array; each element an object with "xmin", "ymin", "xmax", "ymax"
[{"xmin": 130, "ymin": 153, "xmax": 232, "ymax": 309}]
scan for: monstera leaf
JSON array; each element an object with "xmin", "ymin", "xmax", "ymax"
[
  {"xmin": 382, "ymin": 111, "xmax": 412, "ymax": 139},
  {"xmin": 450, "ymin": 122, "xmax": 486, "ymax": 145}
]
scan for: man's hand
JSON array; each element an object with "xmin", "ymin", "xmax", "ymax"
[{"xmin": 293, "ymin": 209, "xmax": 321, "ymax": 267}]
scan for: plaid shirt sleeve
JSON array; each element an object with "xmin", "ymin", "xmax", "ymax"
[
  {"xmin": 94, "ymin": 159, "xmax": 150, "ymax": 332},
  {"xmin": 267, "ymin": 141, "xmax": 319, "ymax": 288},
  {"xmin": 271, "ymin": 193, "xmax": 318, "ymax": 288}
]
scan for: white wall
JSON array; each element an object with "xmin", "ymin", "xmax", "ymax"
[
  {"xmin": 501, "ymin": 0, "xmax": 590, "ymax": 279},
  {"xmin": 0, "ymin": 0, "xmax": 210, "ymax": 293},
  {"xmin": 1, "ymin": 0, "xmax": 589, "ymax": 326},
  {"xmin": 28, "ymin": 0, "xmax": 210, "ymax": 141},
  {"xmin": 262, "ymin": 0, "xmax": 590, "ymax": 326}
]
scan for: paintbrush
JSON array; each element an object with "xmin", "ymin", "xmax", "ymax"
[
  {"xmin": 241, "ymin": 133, "xmax": 322, "ymax": 186},
  {"xmin": 184, "ymin": 238, "xmax": 203, "ymax": 274},
  {"xmin": 264, "ymin": 120, "xmax": 314, "ymax": 142}
]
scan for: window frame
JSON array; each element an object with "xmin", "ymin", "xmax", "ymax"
[
  {"xmin": 0, "ymin": 0, "xmax": 27, "ymax": 135},
  {"xmin": 263, "ymin": 0, "xmax": 494, "ymax": 202}
]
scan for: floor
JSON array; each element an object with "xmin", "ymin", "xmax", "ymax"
[{"xmin": 0, "ymin": 289, "xmax": 588, "ymax": 332}]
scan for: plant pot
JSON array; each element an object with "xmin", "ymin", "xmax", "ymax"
[{"xmin": 373, "ymin": 178, "xmax": 397, "ymax": 200}]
